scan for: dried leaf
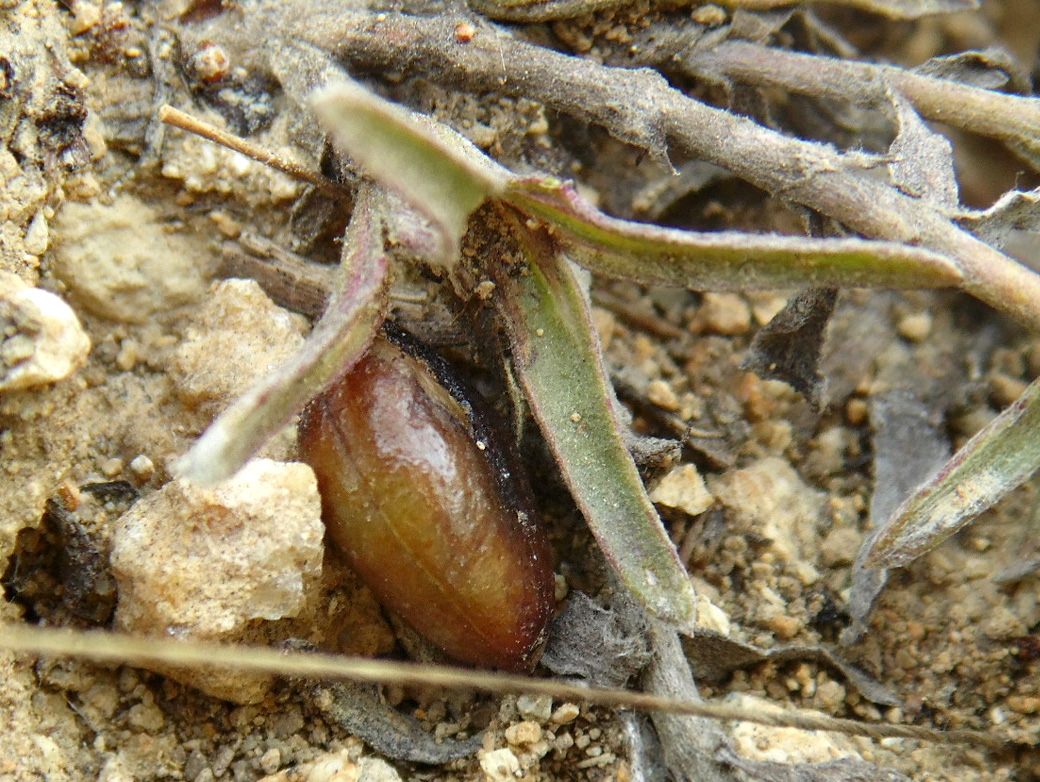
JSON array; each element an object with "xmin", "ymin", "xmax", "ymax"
[
  {"xmin": 912, "ymin": 47, "xmax": 1030, "ymax": 93},
  {"xmin": 843, "ymin": 391, "xmax": 950, "ymax": 643},
  {"xmin": 958, "ymin": 186, "xmax": 1040, "ymax": 250},
  {"xmin": 866, "ymin": 375, "xmax": 1040, "ymax": 568},
  {"xmin": 314, "ymin": 680, "xmax": 484, "ymax": 763},
  {"xmin": 682, "ymin": 631, "xmax": 901, "ymax": 707},
  {"xmin": 541, "ymin": 591, "xmax": 652, "ymax": 688},
  {"xmin": 743, "ymin": 288, "xmax": 838, "ymax": 408},
  {"xmin": 886, "ymin": 92, "xmax": 959, "ymax": 208}
]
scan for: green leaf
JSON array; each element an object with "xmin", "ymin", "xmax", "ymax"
[
  {"xmin": 174, "ymin": 186, "xmax": 390, "ymax": 485},
  {"xmin": 489, "ymin": 208, "xmax": 699, "ymax": 633},
  {"xmin": 505, "ymin": 178, "xmax": 964, "ymax": 291},
  {"xmin": 866, "ymin": 375, "xmax": 1040, "ymax": 568},
  {"xmin": 312, "ymin": 82, "xmax": 509, "ymax": 266}
]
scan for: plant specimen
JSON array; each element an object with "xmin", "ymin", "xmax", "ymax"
[
  {"xmin": 4, "ymin": 0, "xmax": 1039, "ymax": 776},
  {"xmin": 172, "ymin": 45, "xmax": 1039, "ymax": 630}
]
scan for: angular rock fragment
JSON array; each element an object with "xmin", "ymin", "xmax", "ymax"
[{"xmin": 110, "ymin": 458, "xmax": 323, "ymax": 702}]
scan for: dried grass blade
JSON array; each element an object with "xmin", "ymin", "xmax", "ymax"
[
  {"xmin": 0, "ymin": 623, "xmax": 1008, "ymax": 750},
  {"xmin": 866, "ymin": 374, "xmax": 1040, "ymax": 568}
]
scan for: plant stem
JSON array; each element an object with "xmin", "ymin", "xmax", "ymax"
[
  {"xmin": 158, "ymin": 105, "xmax": 342, "ymax": 194},
  {"xmin": 682, "ymin": 41, "xmax": 1040, "ymax": 157},
  {"xmin": 278, "ymin": 11, "xmax": 1040, "ymax": 329}
]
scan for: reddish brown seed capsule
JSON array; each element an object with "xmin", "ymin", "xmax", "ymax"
[{"xmin": 299, "ymin": 335, "xmax": 555, "ymax": 672}]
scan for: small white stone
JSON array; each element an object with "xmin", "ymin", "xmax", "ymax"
[
  {"xmin": 24, "ymin": 210, "xmax": 50, "ymax": 256},
  {"xmin": 694, "ymin": 594, "xmax": 731, "ymax": 636},
  {"xmin": 646, "ymin": 379, "xmax": 680, "ymax": 411},
  {"xmin": 516, "ymin": 694, "xmax": 553, "ymax": 722},
  {"xmin": 649, "ymin": 464, "xmax": 714, "ymax": 517},
  {"xmin": 504, "ymin": 720, "xmax": 542, "ymax": 746},
  {"xmin": 725, "ymin": 692, "xmax": 861, "ymax": 764},
  {"xmin": 688, "ymin": 292, "xmax": 751, "ymax": 335},
  {"xmin": 550, "ymin": 703, "xmax": 580, "ymax": 724},
  {"xmin": 358, "ymin": 757, "xmax": 402, "ymax": 782},
  {"xmin": 896, "ymin": 311, "xmax": 932, "ymax": 342},
  {"xmin": 479, "ymin": 748, "xmax": 520, "ymax": 782},
  {"xmin": 261, "ymin": 749, "xmax": 355, "ymax": 782},
  {"xmin": 128, "ymin": 455, "xmax": 155, "ymax": 481},
  {"xmin": 0, "ymin": 273, "xmax": 90, "ymax": 391}
]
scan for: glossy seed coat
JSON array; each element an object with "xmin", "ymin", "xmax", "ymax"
[{"xmin": 299, "ymin": 335, "xmax": 555, "ymax": 671}]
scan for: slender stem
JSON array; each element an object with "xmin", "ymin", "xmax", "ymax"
[
  {"xmin": 683, "ymin": 41, "xmax": 1040, "ymax": 155},
  {"xmin": 158, "ymin": 105, "xmax": 343, "ymax": 195},
  {"xmin": 469, "ymin": 0, "xmax": 962, "ymax": 21},
  {"xmin": 0, "ymin": 623, "xmax": 1012, "ymax": 751}
]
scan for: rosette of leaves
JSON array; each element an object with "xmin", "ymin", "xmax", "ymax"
[{"xmin": 173, "ymin": 7, "xmax": 1040, "ymax": 632}]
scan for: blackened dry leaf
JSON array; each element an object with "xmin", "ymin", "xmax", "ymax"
[
  {"xmin": 958, "ymin": 187, "xmax": 1040, "ymax": 250},
  {"xmin": 541, "ymin": 591, "xmax": 652, "ymax": 688},
  {"xmin": 682, "ymin": 631, "xmax": 901, "ymax": 707},
  {"xmin": 79, "ymin": 480, "xmax": 140, "ymax": 505},
  {"xmin": 49, "ymin": 497, "xmax": 121, "ymax": 624},
  {"xmin": 744, "ymin": 288, "xmax": 838, "ymax": 408},
  {"xmin": 842, "ymin": 391, "xmax": 950, "ymax": 644},
  {"xmin": 912, "ymin": 47, "xmax": 1031, "ymax": 93},
  {"xmin": 312, "ymin": 680, "xmax": 484, "ymax": 764},
  {"xmin": 886, "ymin": 93, "xmax": 958, "ymax": 208},
  {"xmin": 719, "ymin": 749, "xmax": 911, "ymax": 782}
]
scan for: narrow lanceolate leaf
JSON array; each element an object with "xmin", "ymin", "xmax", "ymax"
[
  {"xmin": 174, "ymin": 187, "xmax": 390, "ymax": 485},
  {"xmin": 311, "ymin": 82, "xmax": 509, "ymax": 266},
  {"xmin": 489, "ymin": 209, "xmax": 698, "ymax": 634},
  {"xmin": 505, "ymin": 177, "xmax": 963, "ymax": 291},
  {"xmin": 866, "ymin": 376, "xmax": 1040, "ymax": 568}
]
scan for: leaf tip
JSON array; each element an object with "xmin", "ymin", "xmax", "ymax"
[{"xmin": 171, "ymin": 427, "xmax": 239, "ymax": 487}]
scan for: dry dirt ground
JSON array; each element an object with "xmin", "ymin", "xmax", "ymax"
[{"xmin": 1, "ymin": 0, "xmax": 1039, "ymax": 780}]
